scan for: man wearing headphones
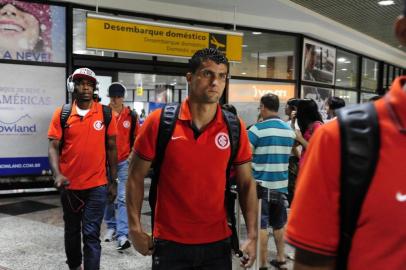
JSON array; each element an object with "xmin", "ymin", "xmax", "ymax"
[
  {"xmin": 104, "ymin": 82, "xmax": 140, "ymax": 251},
  {"xmin": 48, "ymin": 68, "xmax": 118, "ymax": 270}
]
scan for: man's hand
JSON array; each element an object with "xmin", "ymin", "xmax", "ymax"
[
  {"xmin": 130, "ymin": 229, "xmax": 154, "ymax": 256},
  {"xmin": 53, "ymin": 173, "xmax": 69, "ymax": 189},
  {"xmin": 108, "ymin": 182, "xmax": 117, "ymax": 203},
  {"xmin": 240, "ymin": 238, "xmax": 257, "ymax": 268}
]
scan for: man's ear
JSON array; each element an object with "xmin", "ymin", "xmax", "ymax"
[
  {"xmin": 395, "ymin": 16, "xmax": 406, "ymax": 46},
  {"xmin": 186, "ymin": 72, "xmax": 192, "ymax": 83}
]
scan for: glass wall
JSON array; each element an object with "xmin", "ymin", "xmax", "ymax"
[
  {"xmin": 335, "ymin": 50, "xmax": 358, "ymax": 88},
  {"xmin": 388, "ymin": 65, "xmax": 394, "ymax": 86},
  {"xmin": 230, "ymin": 31, "xmax": 296, "ymax": 80},
  {"xmin": 334, "ymin": 89, "xmax": 358, "ymax": 105},
  {"xmin": 361, "ymin": 58, "xmax": 378, "ymax": 92}
]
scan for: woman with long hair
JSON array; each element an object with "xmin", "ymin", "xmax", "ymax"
[{"xmin": 291, "ymin": 99, "xmax": 323, "ymax": 165}]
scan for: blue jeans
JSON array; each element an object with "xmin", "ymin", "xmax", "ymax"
[
  {"xmin": 104, "ymin": 159, "xmax": 129, "ymax": 241},
  {"xmin": 61, "ymin": 184, "xmax": 107, "ymax": 270}
]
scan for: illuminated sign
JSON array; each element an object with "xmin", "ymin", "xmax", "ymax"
[
  {"xmin": 229, "ymin": 82, "xmax": 295, "ymax": 102},
  {"xmin": 86, "ymin": 13, "xmax": 243, "ymax": 61}
]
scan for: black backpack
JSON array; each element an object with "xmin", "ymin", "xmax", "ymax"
[
  {"xmin": 128, "ymin": 107, "xmax": 138, "ymax": 148},
  {"xmin": 59, "ymin": 104, "xmax": 112, "ymax": 149},
  {"xmin": 149, "ymin": 103, "xmax": 243, "ymax": 257},
  {"xmin": 336, "ymin": 102, "xmax": 380, "ymax": 269}
]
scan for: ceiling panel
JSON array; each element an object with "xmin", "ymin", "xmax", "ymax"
[{"xmin": 288, "ymin": 0, "xmax": 405, "ymax": 52}]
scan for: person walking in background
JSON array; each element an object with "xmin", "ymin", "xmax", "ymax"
[
  {"xmin": 325, "ymin": 96, "xmax": 345, "ymax": 120},
  {"xmin": 291, "ymin": 99, "xmax": 323, "ymax": 166},
  {"xmin": 248, "ymin": 94, "xmax": 295, "ymax": 270},
  {"xmin": 48, "ymin": 68, "xmax": 118, "ymax": 270},
  {"xmin": 126, "ymin": 48, "xmax": 258, "ymax": 269},
  {"xmin": 103, "ymin": 82, "xmax": 139, "ymax": 251}
]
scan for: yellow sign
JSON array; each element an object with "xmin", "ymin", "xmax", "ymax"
[
  {"xmin": 86, "ymin": 13, "xmax": 243, "ymax": 62},
  {"xmin": 136, "ymin": 86, "xmax": 143, "ymax": 96}
]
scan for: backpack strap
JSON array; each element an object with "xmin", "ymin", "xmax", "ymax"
[
  {"xmin": 129, "ymin": 107, "xmax": 138, "ymax": 148},
  {"xmin": 149, "ymin": 103, "xmax": 180, "ymax": 231},
  {"xmin": 59, "ymin": 104, "xmax": 72, "ymax": 151},
  {"xmin": 336, "ymin": 103, "xmax": 380, "ymax": 269},
  {"xmin": 222, "ymin": 109, "xmax": 243, "ymax": 257},
  {"xmin": 102, "ymin": 105, "xmax": 112, "ymax": 131}
]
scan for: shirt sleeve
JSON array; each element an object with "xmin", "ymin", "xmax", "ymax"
[
  {"xmin": 247, "ymin": 125, "xmax": 259, "ymax": 148},
  {"xmin": 133, "ymin": 109, "xmax": 161, "ymax": 161},
  {"xmin": 107, "ymin": 113, "xmax": 117, "ymax": 137},
  {"xmin": 286, "ymin": 120, "xmax": 341, "ymax": 256},
  {"xmin": 233, "ymin": 118, "xmax": 252, "ymax": 165},
  {"xmin": 47, "ymin": 107, "xmax": 63, "ymax": 140}
]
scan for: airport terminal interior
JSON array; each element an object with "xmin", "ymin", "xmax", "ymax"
[{"xmin": 0, "ymin": 0, "xmax": 405, "ymax": 269}]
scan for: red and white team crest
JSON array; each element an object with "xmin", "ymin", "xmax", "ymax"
[
  {"xmin": 93, "ymin": 120, "xmax": 104, "ymax": 131},
  {"xmin": 215, "ymin": 132, "xmax": 230, "ymax": 150},
  {"xmin": 123, "ymin": 120, "xmax": 130, "ymax": 128}
]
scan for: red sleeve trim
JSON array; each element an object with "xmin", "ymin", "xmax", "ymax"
[
  {"xmin": 233, "ymin": 158, "xmax": 251, "ymax": 166},
  {"xmin": 135, "ymin": 150, "xmax": 153, "ymax": 162},
  {"xmin": 285, "ymin": 235, "xmax": 337, "ymax": 257}
]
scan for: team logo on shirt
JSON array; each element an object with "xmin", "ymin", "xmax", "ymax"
[
  {"xmin": 123, "ymin": 120, "xmax": 131, "ymax": 129},
  {"xmin": 93, "ymin": 120, "xmax": 104, "ymax": 131},
  {"xmin": 215, "ymin": 132, "xmax": 230, "ymax": 150}
]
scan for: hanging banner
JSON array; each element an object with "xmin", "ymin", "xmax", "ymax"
[
  {"xmin": 0, "ymin": 64, "xmax": 66, "ymax": 176},
  {"xmin": 86, "ymin": 13, "xmax": 243, "ymax": 61},
  {"xmin": 0, "ymin": 0, "xmax": 66, "ymax": 63}
]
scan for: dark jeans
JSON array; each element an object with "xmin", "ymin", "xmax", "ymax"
[
  {"xmin": 61, "ymin": 185, "xmax": 107, "ymax": 270},
  {"xmin": 152, "ymin": 238, "xmax": 232, "ymax": 270}
]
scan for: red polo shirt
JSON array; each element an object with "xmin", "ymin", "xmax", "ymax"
[
  {"xmin": 286, "ymin": 76, "xmax": 406, "ymax": 269},
  {"xmin": 48, "ymin": 101, "xmax": 117, "ymax": 190},
  {"xmin": 114, "ymin": 106, "xmax": 139, "ymax": 162},
  {"xmin": 134, "ymin": 99, "xmax": 252, "ymax": 244}
]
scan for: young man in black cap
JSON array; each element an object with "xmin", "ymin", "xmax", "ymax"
[{"xmin": 104, "ymin": 82, "xmax": 139, "ymax": 251}]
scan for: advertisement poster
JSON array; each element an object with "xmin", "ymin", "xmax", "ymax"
[
  {"xmin": 0, "ymin": 64, "xmax": 66, "ymax": 176},
  {"xmin": 301, "ymin": 85, "xmax": 333, "ymax": 120},
  {"xmin": 302, "ymin": 39, "xmax": 336, "ymax": 84},
  {"xmin": 0, "ymin": 0, "xmax": 66, "ymax": 63}
]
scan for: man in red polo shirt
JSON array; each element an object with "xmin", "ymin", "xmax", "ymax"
[
  {"xmin": 48, "ymin": 68, "xmax": 118, "ymax": 270},
  {"xmin": 126, "ymin": 48, "xmax": 258, "ymax": 269},
  {"xmin": 103, "ymin": 82, "xmax": 140, "ymax": 251},
  {"xmin": 286, "ymin": 8, "xmax": 406, "ymax": 270}
]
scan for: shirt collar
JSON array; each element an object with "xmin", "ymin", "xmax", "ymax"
[
  {"xmin": 178, "ymin": 98, "xmax": 223, "ymax": 125},
  {"xmin": 386, "ymin": 76, "xmax": 406, "ymax": 118},
  {"xmin": 71, "ymin": 100, "xmax": 98, "ymax": 116}
]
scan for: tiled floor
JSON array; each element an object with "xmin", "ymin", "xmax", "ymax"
[{"xmin": 0, "ymin": 179, "xmax": 294, "ymax": 270}]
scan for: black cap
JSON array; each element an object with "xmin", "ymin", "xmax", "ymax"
[{"xmin": 108, "ymin": 83, "xmax": 126, "ymax": 97}]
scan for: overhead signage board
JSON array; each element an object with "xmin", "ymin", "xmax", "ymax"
[{"xmin": 86, "ymin": 13, "xmax": 243, "ymax": 61}]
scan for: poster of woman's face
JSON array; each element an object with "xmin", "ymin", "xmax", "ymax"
[
  {"xmin": 0, "ymin": 0, "xmax": 65, "ymax": 63},
  {"xmin": 301, "ymin": 85, "xmax": 333, "ymax": 120},
  {"xmin": 302, "ymin": 39, "xmax": 336, "ymax": 85}
]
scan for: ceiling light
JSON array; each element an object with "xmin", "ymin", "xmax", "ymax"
[
  {"xmin": 252, "ymin": 31, "xmax": 262, "ymax": 35},
  {"xmin": 378, "ymin": 0, "xmax": 394, "ymax": 6},
  {"xmin": 336, "ymin": 79, "xmax": 342, "ymax": 82},
  {"xmin": 242, "ymin": 44, "xmax": 248, "ymax": 48},
  {"xmin": 241, "ymin": 72, "xmax": 247, "ymax": 75},
  {"xmin": 338, "ymin": 57, "xmax": 347, "ymax": 63},
  {"xmin": 259, "ymin": 64, "xmax": 267, "ymax": 68},
  {"xmin": 344, "ymin": 60, "xmax": 351, "ymax": 64},
  {"xmin": 341, "ymin": 68, "xmax": 348, "ymax": 71}
]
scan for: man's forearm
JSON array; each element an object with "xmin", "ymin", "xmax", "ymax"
[
  {"xmin": 48, "ymin": 140, "xmax": 61, "ymax": 176},
  {"xmin": 239, "ymin": 180, "xmax": 258, "ymax": 240},
  {"xmin": 107, "ymin": 142, "xmax": 118, "ymax": 181},
  {"xmin": 126, "ymin": 154, "xmax": 151, "ymax": 232}
]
